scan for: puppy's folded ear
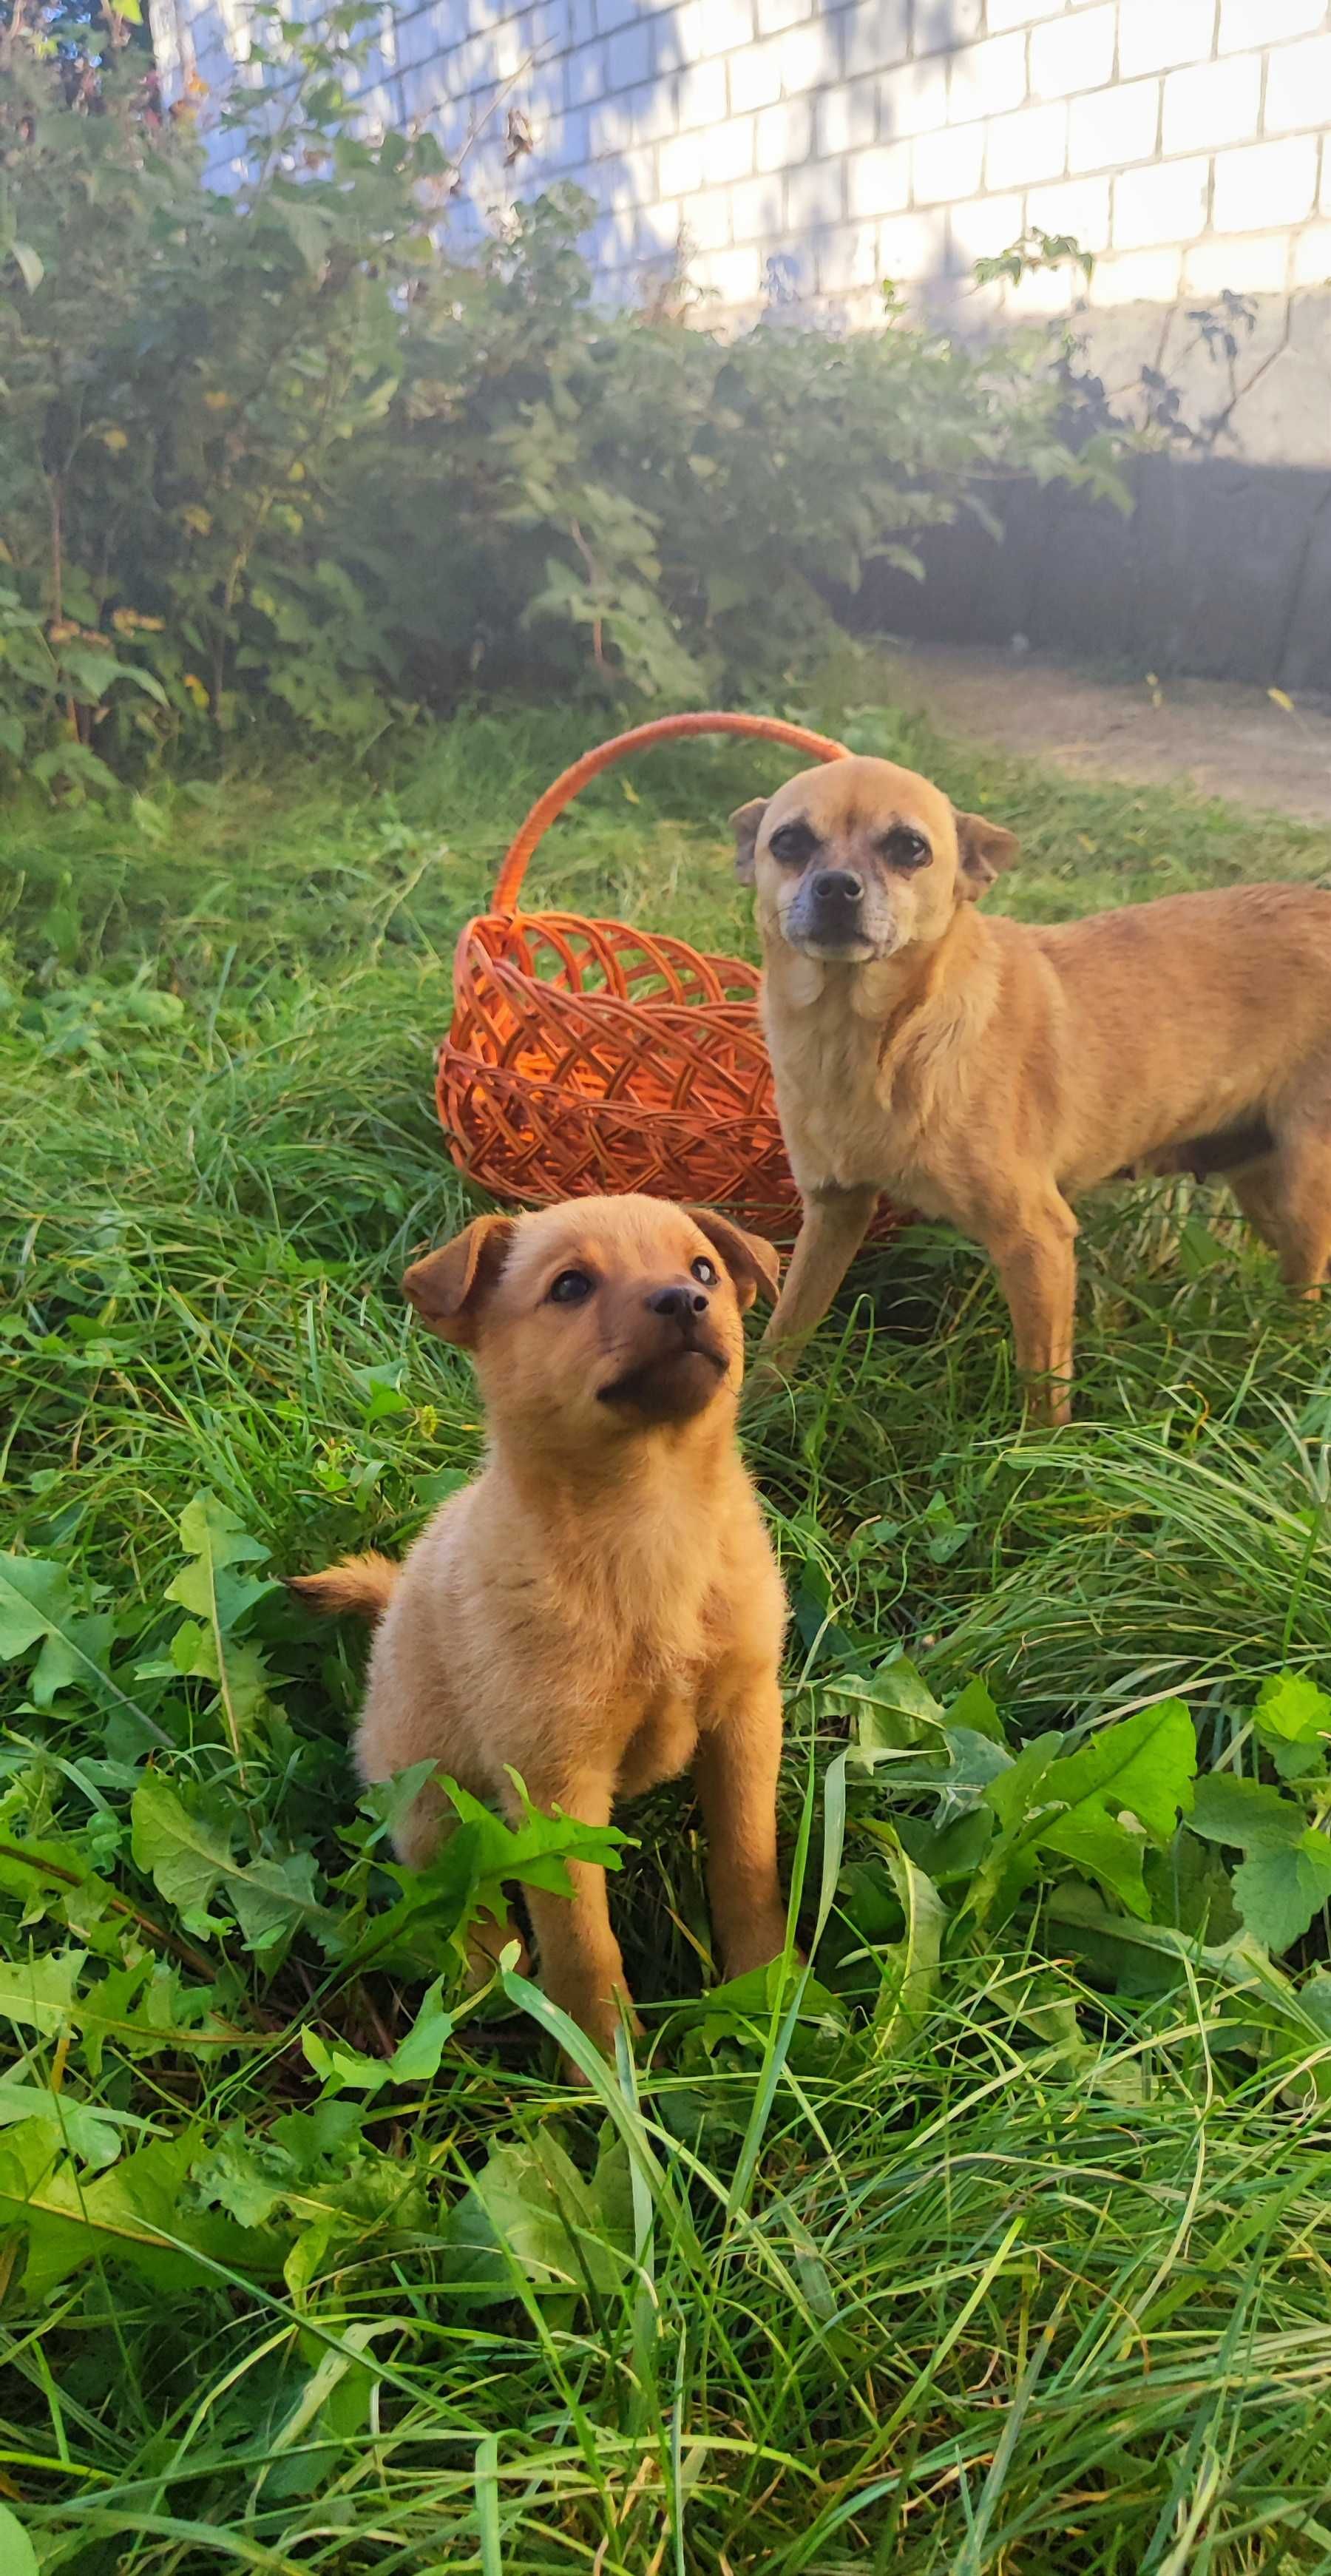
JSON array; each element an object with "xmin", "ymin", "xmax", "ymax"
[
  {"xmin": 688, "ymin": 1208, "xmax": 782, "ymax": 1312},
  {"xmin": 730, "ymin": 797, "xmax": 768, "ymax": 886},
  {"xmin": 402, "ymin": 1214, "xmax": 515, "ymax": 1346},
  {"xmin": 954, "ymin": 810, "xmax": 1020, "ymax": 902}
]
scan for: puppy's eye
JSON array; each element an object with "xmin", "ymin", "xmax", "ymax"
[
  {"xmin": 691, "ymin": 1257, "xmax": 718, "ymax": 1286},
  {"xmin": 547, "ymin": 1268, "xmax": 593, "ymax": 1305},
  {"xmin": 768, "ymin": 822, "xmax": 816, "ymax": 866},
  {"xmin": 882, "ymin": 828, "xmax": 930, "ymax": 871}
]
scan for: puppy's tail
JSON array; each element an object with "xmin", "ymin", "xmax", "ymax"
[{"xmin": 287, "ymin": 1552, "xmax": 399, "ymax": 1623}]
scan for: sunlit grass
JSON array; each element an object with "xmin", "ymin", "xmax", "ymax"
[{"xmin": 4, "ymin": 673, "xmax": 1331, "ymax": 2572}]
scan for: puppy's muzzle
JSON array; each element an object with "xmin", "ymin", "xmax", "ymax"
[
  {"xmin": 597, "ymin": 1281, "xmax": 729, "ymax": 1417},
  {"xmin": 649, "ymin": 1284, "xmax": 710, "ymax": 1325}
]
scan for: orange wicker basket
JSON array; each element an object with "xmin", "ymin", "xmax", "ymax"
[{"xmin": 437, "ymin": 710, "xmax": 903, "ymax": 1244}]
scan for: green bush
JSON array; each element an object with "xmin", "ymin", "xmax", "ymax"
[{"xmin": 0, "ymin": 2, "xmax": 1123, "ymax": 791}]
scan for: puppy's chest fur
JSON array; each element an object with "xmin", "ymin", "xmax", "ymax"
[{"xmin": 545, "ymin": 1518, "xmax": 726, "ymax": 1691}]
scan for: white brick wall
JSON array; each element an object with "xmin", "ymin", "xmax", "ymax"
[{"xmin": 152, "ymin": 0, "xmax": 1331, "ymax": 464}]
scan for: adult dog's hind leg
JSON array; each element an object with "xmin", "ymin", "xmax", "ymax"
[
  {"xmin": 1261, "ymin": 1126, "xmax": 1331, "ymax": 1296},
  {"xmin": 1227, "ymin": 1155, "xmax": 1284, "ymax": 1254}
]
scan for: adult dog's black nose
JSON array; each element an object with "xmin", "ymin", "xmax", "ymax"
[
  {"xmin": 811, "ymin": 868, "xmax": 864, "ymax": 910},
  {"xmin": 650, "ymin": 1284, "xmax": 709, "ymax": 1323}
]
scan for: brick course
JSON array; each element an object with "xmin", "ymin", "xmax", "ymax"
[{"xmin": 155, "ymin": 0, "xmax": 1331, "ymax": 464}]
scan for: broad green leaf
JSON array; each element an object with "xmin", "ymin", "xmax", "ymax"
[
  {"xmin": 444, "ymin": 1775, "xmax": 629, "ymax": 1901},
  {"xmin": 1190, "ymin": 1773, "xmax": 1307, "ymax": 1853},
  {"xmin": 844, "ymin": 1655, "xmax": 947, "ymax": 1759},
  {"xmin": 387, "ymin": 1975, "xmax": 455, "ymax": 2082},
  {"xmin": 1042, "ymin": 1811, "xmax": 1151, "ymax": 1916},
  {"xmin": 175, "ymin": 1491, "xmax": 270, "ymax": 1569},
  {"xmin": 1042, "ymin": 1700, "xmax": 1196, "ymax": 1844},
  {"xmin": 1232, "ymin": 1835, "xmax": 1331, "ymax": 1954},
  {"xmin": 0, "ymin": 1555, "xmax": 160, "ymax": 1734},
  {"xmin": 860, "ymin": 1822, "xmax": 944, "ymax": 2052},
  {"xmin": 0, "ymin": 1950, "xmax": 238, "ymax": 2075},
  {"xmin": 351, "ymin": 1361, "xmax": 411, "ymax": 1422},
  {"xmin": 1034, "ymin": 1700, "xmax": 1196, "ymax": 1919},
  {"xmin": 190, "ymin": 2133, "xmax": 292, "ymax": 2229},
  {"xmin": 131, "ymin": 1777, "xmax": 236, "ymax": 1929},
  {"xmin": 335, "ymin": 1782, "xmax": 630, "ymax": 1984},
  {"xmin": 0, "ymin": 1950, "xmax": 87, "ymax": 2036},
  {"xmin": 664, "ymin": 1959, "xmax": 844, "ymax": 2051},
  {"xmin": 302, "ymin": 1975, "xmax": 455, "ymax": 2095},
  {"xmin": 229, "ymin": 1850, "xmax": 325, "ymax": 1955},
  {"xmin": 131, "ymin": 1777, "xmax": 330, "ymax": 1955},
  {"xmin": 979, "ymin": 1733, "xmax": 1058, "ymax": 1837},
  {"xmin": 0, "ymin": 2505, "xmax": 38, "ymax": 2576},
  {"xmin": 1253, "ymin": 1671, "xmax": 1331, "ymax": 1745},
  {"xmin": 0, "ymin": 2123, "xmax": 279, "ymax": 2300},
  {"xmin": 30, "ymin": 1609, "xmax": 118, "ymax": 1709},
  {"xmin": 974, "ymin": 1702, "xmax": 1196, "ymax": 1924},
  {"xmin": 0, "ymin": 2079, "xmax": 123, "ymax": 2170},
  {"xmin": 895, "ymin": 1808, "xmax": 993, "ymax": 1887},
  {"xmin": 441, "ymin": 2132, "xmax": 631, "ymax": 2302},
  {"xmin": 0, "ymin": 1555, "xmax": 76, "ymax": 1657},
  {"xmin": 1144, "ymin": 1829, "xmax": 1241, "ymax": 1944},
  {"xmin": 867, "ymin": 1652, "xmax": 945, "ymax": 1725},
  {"xmin": 166, "ymin": 1491, "xmax": 272, "ymax": 1631},
  {"xmin": 946, "ymin": 1676, "xmax": 1008, "ymax": 1746},
  {"xmin": 275, "ymin": 195, "xmax": 336, "ymax": 271}
]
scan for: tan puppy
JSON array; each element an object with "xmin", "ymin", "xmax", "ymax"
[
  {"xmin": 292, "ymin": 1194, "xmax": 789, "ymax": 2057},
  {"xmin": 734, "ymin": 754, "xmax": 1331, "ymax": 1422}
]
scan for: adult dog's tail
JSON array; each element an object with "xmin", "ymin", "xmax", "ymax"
[{"xmin": 287, "ymin": 1553, "xmax": 399, "ymax": 1623}]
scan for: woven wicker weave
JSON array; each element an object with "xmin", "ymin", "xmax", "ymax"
[{"xmin": 437, "ymin": 710, "xmax": 903, "ymax": 1244}]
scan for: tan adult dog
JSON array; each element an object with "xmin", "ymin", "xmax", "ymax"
[
  {"xmin": 734, "ymin": 753, "xmax": 1331, "ymax": 1422},
  {"xmin": 291, "ymin": 1194, "xmax": 789, "ymax": 2059}
]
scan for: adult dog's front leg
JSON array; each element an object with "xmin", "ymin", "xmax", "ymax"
[
  {"xmin": 760, "ymin": 1183, "xmax": 879, "ymax": 1362},
  {"xmin": 693, "ymin": 1670, "xmax": 788, "ymax": 1978},
  {"xmin": 986, "ymin": 1197, "xmax": 1079, "ymax": 1427}
]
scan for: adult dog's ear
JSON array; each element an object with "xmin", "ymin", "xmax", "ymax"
[
  {"xmin": 954, "ymin": 810, "xmax": 1020, "ymax": 902},
  {"xmin": 730, "ymin": 798, "xmax": 768, "ymax": 887},
  {"xmin": 688, "ymin": 1208, "xmax": 782, "ymax": 1312},
  {"xmin": 402, "ymin": 1214, "xmax": 516, "ymax": 1347}
]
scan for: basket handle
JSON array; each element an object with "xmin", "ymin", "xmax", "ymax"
[{"xmin": 491, "ymin": 711, "xmax": 850, "ymax": 916}]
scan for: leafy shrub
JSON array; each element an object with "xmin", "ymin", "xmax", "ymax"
[{"xmin": 0, "ymin": 3, "xmax": 1128, "ymax": 791}]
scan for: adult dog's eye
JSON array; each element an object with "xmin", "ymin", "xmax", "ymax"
[
  {"xmin": 691, "ymin": 1257, "xmax": 718, "ymax": 1286},
  {"xmin": 548, "ymin": 1269, "xmax": 593, "ymax": 1305},
  {"xmin": 882, "ymin": 828, "xmax": 930, "ymax": 870},
  {"xmin": 768, "ymin": 823, "xmax": 816, "ymax": 865}
]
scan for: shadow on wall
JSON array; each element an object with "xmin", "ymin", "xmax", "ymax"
[
  {"xmin": 168, "ymin": 0, "xmax": 988, "ymax": 322},
  {"xmin": 343, "ymin": 0, "xmax": 972, "ymax": 325}
]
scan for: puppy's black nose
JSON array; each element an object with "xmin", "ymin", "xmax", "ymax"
[
  {"xmin": 811, "ymin": 868, "xmax": 864, "ymax": 909},
  {"xmin": 650, "ymin": 1285, "xmax": 709, "ymax": 1323}
]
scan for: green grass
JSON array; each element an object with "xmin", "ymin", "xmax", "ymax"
[{"xmin": 5, "ymin": 670, "xmax": 1331, "ymax": 2574}]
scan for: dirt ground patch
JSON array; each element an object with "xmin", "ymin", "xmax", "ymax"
[{"xmin": 884, "ymin": 643, "xmax": 1331, "ymax": 827}]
